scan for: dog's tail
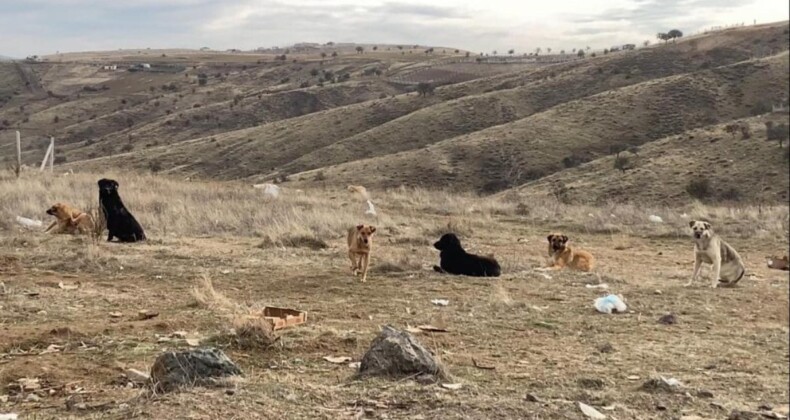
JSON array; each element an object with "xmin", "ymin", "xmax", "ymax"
[{"xmin": 731, "ymin": 266, "xmax": 746, "ymax": 284}]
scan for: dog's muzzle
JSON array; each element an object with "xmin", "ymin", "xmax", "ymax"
[
  {"xmin": 46, "ymin": 209, "xmax": 54, "ymax": 215},
  {"xmin": 693, "ymin": 232, "xmax": 702, "ymax": 239}
]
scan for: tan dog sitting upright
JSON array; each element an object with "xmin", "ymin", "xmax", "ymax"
[
  {"xmin": 545, "ymin": 233, "xmax": 595, "ymax": 272},
  {"xmin": 687, "ymin": 220, "xmax": 745, "ymax": 288},
  {"xmin": 347, "ymin": 224, "xmax": 376, "ymax": 282},
  {"xmin": 45, "ymin": 203, "xmax": 94, "ymax": 235}
]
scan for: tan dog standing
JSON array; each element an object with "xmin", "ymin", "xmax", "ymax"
[
  {"xmin": 45, "ymin": 203, "xmax": 94, "ymax": 235},
  {"xmin": 545, "ymin": 233, "xmax": 595, "ymax": 272},
  {"xmin": 687, "ymin": 220, "xmax": 745, "ymax": 288},
  {"xmin": 347, "ymin": 224, "xmax": 376, "ymax": 282}
]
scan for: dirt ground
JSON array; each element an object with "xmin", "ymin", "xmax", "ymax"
[{"xmin": 0, "ymin": 211, "xmax": 787, "ymax": 420}]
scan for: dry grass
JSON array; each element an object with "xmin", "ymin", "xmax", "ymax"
[{"xmin": 0, "ymin": 171, "xmax": 787, "ymax": 419}]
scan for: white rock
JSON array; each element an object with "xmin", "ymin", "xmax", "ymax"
[
  {"xmin": 430, "ymin": 299, "xmax": 449, "ymax": 306},
  {"xmin": 125, "ymin": 368, "xmax": 150, "ymax": 384},
  {"xmin": 578, "ymin": 402, "xmax": 606, "ymax": 419},
  {"xmin": 648, "ymin": 215, "xmax": 663, "ymax": 223}
]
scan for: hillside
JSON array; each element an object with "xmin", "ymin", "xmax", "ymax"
[
  {"xmin": 506, "ymin": 114, "xmax": 790, "ymax": 205},
  {"xmin": 1, "ymin": 22, "xmax": 789, "ymax": 204}
]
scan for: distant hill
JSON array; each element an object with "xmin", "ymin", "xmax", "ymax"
[{"xmin": 1, "ymin": 21, "xmax": 788, "ymax": 204}]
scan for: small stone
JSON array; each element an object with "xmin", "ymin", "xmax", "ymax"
[
  {"xmin": 138, "ymin": 310, "xmax": 159, "ymax": 320},
  {"xmin": 149, "ymin": 348, "xmax": 242, "ymax": 393},
  {"xmin": 656, "ymin": 403, "xmax": 668, "ymax": 411},
  {"xmin": 25, "ymin": 394, "xmax": 40, "ymax": 402},
  {"xmin": 758, "ymin": 404, "xmax": 774, "ymax": 411},
  {"xmin": 654, "ymin": 290, "xmax": 663, "ymax": 295},
  {"xmin": 225, "ymin": 389, "xmax": 236, "ymax": 396},
  {"xmin": 597, "ymin": 343, "xmax": 614, "ymax": 354},
  {"xmin": 578, "ymin": 402, "xmax": 606, "ymax": 419},
  {"xmin": 37, "ymin": 310, "xmax": 47, "ymax": 316},
  {"xmin": 124, "ymin": 368, "xmax": 150, "ymax": 385},
  {"xmin": 696, "ymin": 389, "xmax": 714, "ymax": 398},
  {"xmin": 658, "ymin": 314, "xmax": 677, "ymax": 325},
  {"xmin": 185, "ymin": 338, "xmax": 200, "ymax": 347},
  {"xmin": 109, "ymin": 312, "xmax": 123, "ymax": 318},
  {"xmin": 525, "ymin": 393, "xmax": 542, "ymax": 403},
  {"xmin": 170, "ymin": 331, "xmax": 187, "ymax": 339}
]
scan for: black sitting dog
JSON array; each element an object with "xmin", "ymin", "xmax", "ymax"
[
  {"xmin": 432, "ymin": 233, "xmax": 501, "ymax": 277},
  {"xmin": 98, "ymin": 178, "xmax": 146, "ymax": 242}
]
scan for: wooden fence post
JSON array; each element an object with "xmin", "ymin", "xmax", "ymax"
[
  {"xmin": 15, "ymin": 131, "xmax": 21, "ymax": 178},
  {"xmin": 49, "ymin": 137, "xmax": 54, "ymax": 172},
  {"xmin": 39, "ymin": 141, "xmax": 52, "ymax": 172}
]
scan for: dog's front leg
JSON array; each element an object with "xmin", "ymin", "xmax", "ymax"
[
  {"xmin": 710, "ymin": 255, "xmax": 722, "ymax": 289},
  {"xmin": 360, "ymin": 253, "xmax": 370, "ymax": 282},
  {"xmin": 348, "ymin": 251, "xmax": 358, "ymax": 275},
  {"xmin": 44, "ymin": 220, "xmax": 58, "ymax": 233},
  {"xmin": 686, "ymin": 255, "xmax": 702, "ymax": 287}
]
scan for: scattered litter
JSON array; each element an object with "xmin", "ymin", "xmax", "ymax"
[
  {"xmin": 138, "ymin": 310, "xmax": 160, "ymax": 320},
  {"xmin": 154, "ymin": 275, "xmax": 163, "ymax": 280},
  {"xmin": 640, "ymin": 377, "xmax": 685, "ymax": 393},
  {"xmin": 430, "ymin": 299, "xmax": 449, "ymax": 306},
  {"xmin": 365, "ymin": 200, "xmax": 377, "ymax": 216},
  {"xmin": 680, "ymin": 213, "xmax": 690, "ymax": 219},
  {"xmin": 253, "ymin": 183, "xmax": 280, "ymax": 199},
  {"xmin": 348, "ymin": 362, "xmax": 361, "ymax": 369},
  {"xmin": 538, "ymin": 273, "xmax": 553, "ymax": 280},
  {"xmin": 25, "ymin": 394, "xmax": 40, "ymax": 402},
  {"xmin": 648, "ymin": 215, "xmax": 664, "ymax": 223},
  {"xmin": 124, "ymin": 369, "xmax": 150, "ymax": 385},
  {"xmin": 247, "ymin": 307, "xmax": 307, "ymax": 331},
  {"xmin": 472, "ymin": 359, "xmax": 495, "ymax": 370},
  {"xmin": 220, "ymin": 270, "xmax": 231, "ymax": 275},
  {"xmin": 661, "ymin": 377, "xmax": 682, "ymax": 387},
  {"xmin": 627, "ymin": 375, "xmax": 640, "ymax": 381},
  {"xmin": 39, "ymin": 344, "xmax": 63, "ymax": 355},
  {"xmin": 578, "ymin": 401, "xmax": 606, "ymax": 419},
  {"xmin": 585, "ymin": 283, "xmax": 609, "ymax": 290},
  {"xmin": 185, "ymin": 338, "xmax": 201, "ymax": 347},
  {"xmin": 16, "ymin": 378, "xmax": 40, "ymax": 391},
  {"xmin": 15, "ymin": 216, "xmax": 42, "ymax": 229},
  {"xmin": 587, "ymin": 213, "xmax": 595, "ymax": 217},
  {"xmin": 109, "ymin": 312, "xmax": 123, "ymax": 318},
  {"xmin": 766, "ymin": 255, "xmax": 789, "ymax": 271},
  {"xmin": 405, "ymin": 326, "xmax": 422, "ymax": 334},
  {"xmin": 594, "ymin": 294, "xmax": 627, "ymax": 314},
  {"xmin": 654, "ymin": 290, "xmax": 662, "ymax": 295},
  {"xmin": 417, "ymin": 325, "xmax": 448, "ymax": 333},
  {"xmin": 323, "ymin": 356, "xmax": 352, "ymax": 364},
  {"xmin": 58, "ymin": 281, "xmax": 79, "ymax": 290},
  {"xmin": 0, "ymin": 414, "xmax": 19, "ymax": 420},
  {"xmin": 441, "ymin": 383, "xmax": 463, "ymax": 390}
]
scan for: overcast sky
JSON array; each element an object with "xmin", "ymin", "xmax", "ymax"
[{"xmin": 0, "ymin": 0, "xmax": 787, "ymax": 57}]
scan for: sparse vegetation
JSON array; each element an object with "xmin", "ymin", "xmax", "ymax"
[{"xmin": 686, "ymin": 176, "xmax": 712, "ymax": 199}]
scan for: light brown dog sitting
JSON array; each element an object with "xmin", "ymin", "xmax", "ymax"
[
  {"xmin": 545, "ymin": 233, "xmax": 595, "ymax": 272},
  {"xmin": 347, "ymin": 224, "xmax": 376, "ymax": 282},
  {"xmin": 45, "ymin": 203, "xmax": 94, "ymax": 235}
]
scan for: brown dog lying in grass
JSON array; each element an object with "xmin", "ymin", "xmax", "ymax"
[
  {"xmin": 544, "ymin": 233, "xmax": 595, "ymax": 272},
  {"xmin": 347, "ymin": 224, "xmax": 376, "ymax": 282},
  {"xmin": 45, "ymin": 202, "xmax": 94, "ymax": 235}
]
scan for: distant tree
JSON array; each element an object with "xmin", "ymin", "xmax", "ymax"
[
  {"xmin": 577, "ymin": 49, "xmax": 585, "ymax": 57},
  {"xmin": 508, "ymin": 49, "xmax": 514, "ymax": 55},
  {"xmin": 126, "ymin": 117, "xmax": 134, "ymax": 128},
  {"xmin": 603, "ymin": 48, "xmax": 609, "ymax": 55},
  {"xmin": 492, "ymin": 50, "xmax": 497, "ymax": 55},
  {"xmin": 657, "ymin": 32, "xmax": 670, "ymax": 43},
  {"xmin": 560, "ymin": 49, "xmax": 565, "ymax": 55},
  {"xmin": 197, "ymin": 73, "xmax": 208, "ymax": 86},
  {"xmin": 591, "ymin": 52, "xmax": 597, "ymax": 57},
  {"xmin": 465, "ymin": 51, "xmax": 470, "ymax": 57},
  {"xmin": 397, "ymin": 45, "xmax": 403, "ymax": 50},
  {"xmin": 355, "ymin": 46, "xmax": 364, "ymax": 54},
  {"xmin": 299, "ymin": 81, "xmax": 310, "ymax": 88},
  {"xmin": 766, "ymin": 121, "xmax": 789, "ymax": 147},
  {"xmin": 686, "ymin": 177, "xmax": 712, "ymax": 199},
  {"xmin": 455, "ymin": 49, "xmax": 460, "ymax": 53},
  {"xmin": 310, "ymin": 68, "xmax": 319, "ymax": 76},
  {"xmin": 475, "ymin": 57, "xmax": 482, "ymax": 63},
  {"xmin": 613, "ymin": 155, "xmax": 631, "ymax": 173},
  {"xmin": 667, "ymin": 29, "xmax": 683, "ymax": 42},
  {"xmin": 535, "ymin": 47, "xmax": 541, "ymax": 55},
  {"xmin": 53, "ymin": 115, "xmax": 60, "ymax": 123},
  {"xmin": 331, "ymin": 51, "xmax": 338, "ymax": 57},
  {"xmin": 417, "ymin": 82, "xmax": 435, "ymax": 96},
  {"xmin": 572, "ymin": 48, "xmax": 576, "ymax": 53},
  {"xmin": 320, "ymin": 52, "xmax": 327, "ymax": 59},
  {"xmin": 586, "ymin": 46, "xmax": 591, "ymax": 51},
  {"xmin": 609, "ymin": 143, "xmax": 627, "ymax": 157},
  {"xmin": 643, "ymin": 40, "xmax": 651, "ymax": 47},
  {"xmin": 372, "ymin": 45, "xmax": 378, "ymax": 51},
  {"xmin": 546, "ymin": 47, "xmax": 552, "ymax": 53}
]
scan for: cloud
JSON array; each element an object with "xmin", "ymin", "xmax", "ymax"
[{"xmin": 0, "ymin": 0, "xmax": 786, "ymax": 57}]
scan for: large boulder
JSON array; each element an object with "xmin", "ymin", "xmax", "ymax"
[
  {"xmin": 150, "ymin": 348, "xmax": 242, "ymax": 392},
  {"xmin": 358, "ymin": 325, "xmax": 447, "ymax": 381}
]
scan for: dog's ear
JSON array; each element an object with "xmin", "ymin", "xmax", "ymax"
[
  {"xmin": 688, "ymin": 220, "xmax": 695, "ymax": 228},
  {"xmin": 703, "ymin": 222, "xmax": 711, "ymax": 230},
  {"xmin": 356, "ymin": 224, "xmax": 364, "ymax": 231},
  {"xmin": 369, "ymin": 226, "xmax": 376, "ymax": 233},
  {"xmin": 546, "ymin": 234, "xmax": 554, "ymax": 242},
  {"xmin": 561, "ymin": 235, "xmax": 568, "ymax": 242}
]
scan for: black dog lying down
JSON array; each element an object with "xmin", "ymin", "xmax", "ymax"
[
  {"xmin": 433, "ymin": 233, "xmax": 501, "ymax": 277},
  {"xmin": 98, "ymin": 178, "xmax": 146, "ymax": 242}
]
